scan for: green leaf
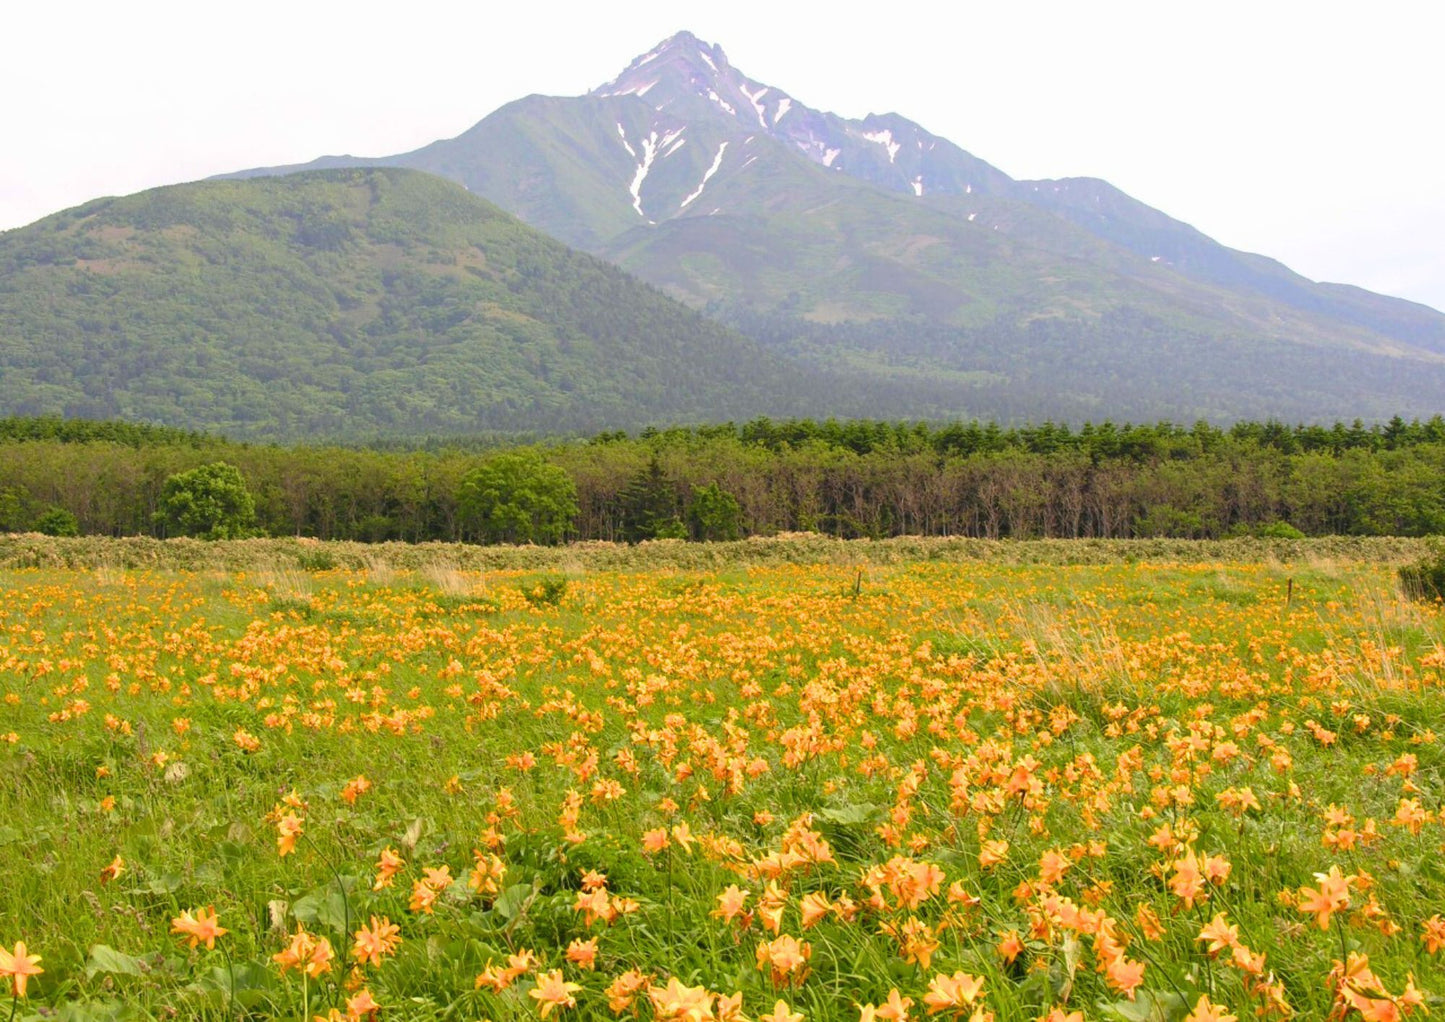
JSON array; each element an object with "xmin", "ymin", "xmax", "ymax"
[
  {"xmin": 85, "ymin": 944, "xmax": 149, "ymax": 978},
  {"xmin": 315, "ymin": 888, "xmax": 352, "ymax": 930},
  {"xmin": 132, "ymin": 873, "xmax": 183, "ymax": 894},
  {"xmin": 817, "ymin": 802, "xmax": 880, "ymax": 826},
  {"xmin": 1098, "ymin": 990, "xmax": 1190, "ymax": 1022},
  {"xmin": 292, "ymin": 877, "xmax": 355, "ymax": 930},
  {"xmin": 494, "ymin": 883, "xmax": 534, "ymax": 921},
  {"xmin": 291, "ymin": 894, "xmax": 321, "ymax": 925},
  {"xmin": 1013, "ymin": 969, "xmax": 1054, "ymax": 1013},
  {"xmin": 191, "ymin": 961, "xmax": 274, "ymax": 997},
  {"xmin": 1053, "ymin": 934, "xmax": 1083, "ymax": 1001}
]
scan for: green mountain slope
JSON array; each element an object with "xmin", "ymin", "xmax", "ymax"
[
  {"xmin": 1016, "ymin": 176, "xmax": 1445, "ymax": 351},
  {"xmin": 2, "ymin": 166, "xmax": 1441, "ymax": 434},
  {"xmin": 221, "ymin": 31, "xmax": 1445, "ymax": 425},
  {"xmin": 11, "ymin": 32, "xmax": 1444, "ymax": 432},
  {"xmin": 0, "ymin": 169, "xmax": 865, "ymax": 437},
  {"xmin": 229, "ymin": 32, "xmax": 1445, "ymax": 348}
]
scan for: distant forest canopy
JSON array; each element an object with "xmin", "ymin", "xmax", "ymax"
[{"xmin": 2, "ymin": 414, "xmax": 1445, "ymax": 542}]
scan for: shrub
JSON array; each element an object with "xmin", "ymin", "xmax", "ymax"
[
  {"xmin": 296, "ymin": 548, "xmax": 338, "ymax": 571},
  {"xmin": 1257, "ymin": 521, "xmax": 1306, "ymax": 539},
  {"xmin": 1135, "ymin": 505, "xmax": 1205, "ymax": 538},
  {"xmin": 520, "ymin": 574, "xmax": 568, "ymax": 607},
  {"xmin": 1399, "ymin": 549, "xmax": 1445, "ymax": 601},
  {"xmin": 155, "ymin": 462, "xmax": 256, "ymax": 539},
  {"xmin": 34, "ymin": 506, "xmax": 79, "ymax": 537}
]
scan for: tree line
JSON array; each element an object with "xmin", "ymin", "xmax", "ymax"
[{"xmin": 1, "ymin": 416, "xmax": 1444, "ymax": 543}]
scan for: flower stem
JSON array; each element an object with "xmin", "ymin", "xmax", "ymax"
[{"xmin": 220, "ymin": 942, "xmax": 236, "ymax": 1017}]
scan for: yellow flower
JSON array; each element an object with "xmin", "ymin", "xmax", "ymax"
[
  {"xmin": 529, "ymin": 969, "xmax": 582, "ymax": 1017},
  {"xmin": 762, "ymin": 1001, "xmax": 804, "ymax": 1022},
  {"xmin": 171, "ymin": 906, "xmax": 228, "ymax": 950},
  {"xmin": 0, "ymin": 941, "xmax": 43, "ymax": 998}
]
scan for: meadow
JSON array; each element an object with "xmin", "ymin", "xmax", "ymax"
[{"xmin": 1, "ymin": 537, "xmax": 1443, "ymax": 1021}]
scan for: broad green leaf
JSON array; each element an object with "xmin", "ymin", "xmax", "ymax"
[
  {"xmin": 133, "ymin": 873, "xmax": 183, "ymax": 894},
  {"xmin": 85, "ymin": 944, "xmax": 149, "ymax": 978},
  {"xmin": 55, "ymin": 1001, "xmax": 145, "ymax": 1022},
  {"xmin": 494, "ymin": 883, "xmax": 534, "ymax": 921},
  {"xmin": 1098, "ymin": 991, "xmax": 1190, "ymax": 1022},
  {"xmin": 817, "ymin": 803, "xmax": 880, "ymax": 826}
]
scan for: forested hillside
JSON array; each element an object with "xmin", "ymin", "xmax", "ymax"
[{"xmin": 0, "ymin": 169, "xmax": 874, "ymax": 438}]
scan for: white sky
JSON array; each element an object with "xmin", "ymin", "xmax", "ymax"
[{"xmin": 4, "ymin": 0, "xmax": 1442, "ymax": 311}]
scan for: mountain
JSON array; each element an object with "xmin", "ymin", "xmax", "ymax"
[
  {"xmin": 222, "ymin": 31, "xmax": 1445, "ymax": 423},
  {"xmin": 0, "ymin": 168, "xmax": 886, "ymax": 438},
  {"xmin": 3, "ymin": 33, "xmax": 1438, "ymax": 435}
]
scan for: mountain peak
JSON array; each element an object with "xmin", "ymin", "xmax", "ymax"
[
  {"xmin": 658, "ymin": 29, "xmax": 726, "ymax": 63},
  {"xmin": 589, "ymin": 32, "xmax": 1013, "ymax": 205},
  {"xmin": 593, "ymin": 30, "xmax": 733, "ymax": 99}
]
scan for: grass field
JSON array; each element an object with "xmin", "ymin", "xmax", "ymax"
[{"xmin": 1, "ymin": 538, "xmax": 1444, "ymax": 1021}]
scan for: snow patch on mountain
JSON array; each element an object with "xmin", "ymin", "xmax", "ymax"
[
  {"xmin": 680, "ymin": 141, "xmax": 729, "ymax": 209},
  {"xmin": 598, "ymin": 80, "xmax": 657, "ymax": 99},
  {"xmin": 707, "ymin": 89, "xmax": 737, "ymax": 116},
  {"xmin": 616, "ymin": 124, "xmax": 636, "ymax": 159},
  {"xmin": 629, "ymin": 131, "xmax": 664, "ymax": 221},
  {"xmin": 912, "ymin": 176, "xmax": 924, "ymax": 197},
  {"xmin": 861, "ymin": 129, "xmax": 901, "ymax": 163},
  {"xmin": 738, "ymin": 83, "xmax": 770, "ymax": 129},
  {"xmin": 774, "ymin": 97, "xmax": 792, "ymax": 124},
  {"xmin": 823, "ymin": 148, "xmax": 840, "ymax": 167}
]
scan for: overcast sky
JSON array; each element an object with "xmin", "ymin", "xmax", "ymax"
[{"xmin": 5, "ymin": 0, "xmax": 1442, "ymax": 311}]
